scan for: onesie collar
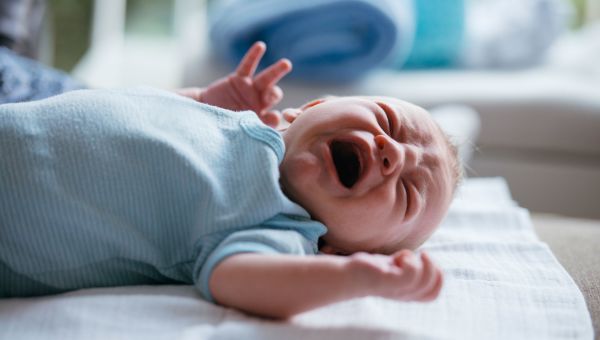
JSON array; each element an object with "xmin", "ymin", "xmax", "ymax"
[{"xmin": 239, "ymin": 112, "xmax": 285, "ymax": 162}]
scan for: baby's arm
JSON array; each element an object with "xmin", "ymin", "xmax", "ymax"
[
  {"xmin": 177, "ymin": 42, "xmax": 291, "ymax": 128},
  {"xmin": 210, "ymin": 250, "xmax": 443, "ymax": 319}
]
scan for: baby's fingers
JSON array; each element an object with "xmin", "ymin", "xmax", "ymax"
[
  {"xmin": 393, "ymin": 250, "xmax": 420, "ymax": 289},
  {"xmin": 236, "ymin": 41, "xmax": 266, "ymax": 77},
  {"xmin": 413, "ymin": 252, "xmax": 443, "ymax": 302},
  {"xmin": 419, "ymin": 268, "xmax": 443, "ymax": 302},
  {"xmin": 282, "ymin": 108, "xmax": 301, "ymax": 123},
  {"xmin": 255, "ymin": 59, "xmax": 292, "ymax": 92},
  {"xmin": 259, "ymin": 110, "xmax": 281, "ymax": 128}
]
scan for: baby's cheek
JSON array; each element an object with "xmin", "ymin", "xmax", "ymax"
[
  {"xmin": 281, "ymin": 154, "xmax": 319, "ymax": 190},
  {"xmin": 411, "ymin": 220, "xmax": 443, "ymax": 250}
]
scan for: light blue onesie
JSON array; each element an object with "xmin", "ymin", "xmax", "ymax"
[{"xmin": 0, "ymin": 87, "xmax": 326, "ymax": 301}]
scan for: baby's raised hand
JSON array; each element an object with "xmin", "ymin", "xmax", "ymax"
[
  {"xmin": 182, "ymin": 42, "xmax": 291, "ymax": 128},
  {"xmin": 347, "ymin": 250, "xmax": 443, "ymax": 302}
]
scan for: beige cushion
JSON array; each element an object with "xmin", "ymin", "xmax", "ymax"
[{"xmin": 532, "ymin": 213, "xmax": 600, "ymax": 337}]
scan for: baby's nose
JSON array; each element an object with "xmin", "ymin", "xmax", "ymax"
[
  {"xmin": 375, "ymin": 134, "xmax": 419, "ymax": 176},
  {"xmin": 375, "ymin": 134, "xmax": 402, "ymax": 176}
]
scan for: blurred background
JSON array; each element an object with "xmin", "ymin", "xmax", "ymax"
[
  {"xmin": 37, "ymin": 0, "xmax": 598, "ymax": 84},
  {"xmin": 2, "ymin": 0, "xmax": 600, "ymax": 222}
]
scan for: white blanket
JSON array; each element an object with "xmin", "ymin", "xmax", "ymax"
[{"xmin": 0, "ymin": 178, "xmax": 593, "ymax": 340}]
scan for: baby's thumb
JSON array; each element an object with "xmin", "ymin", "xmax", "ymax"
[{"xmin": 260, "ymin": 110, "xmax": 281, "ymax": 128}]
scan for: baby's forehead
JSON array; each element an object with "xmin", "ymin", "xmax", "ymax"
[{"xmin": 317, "ymin": 95, "xmax": 452, "ymax": 158}]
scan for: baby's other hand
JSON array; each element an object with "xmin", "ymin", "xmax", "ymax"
[
  {"xmin": 197, "ymin": 42, "xmax": 291, "ymax": 128},
  {"xmin": 347, "ymin": 250, "xmax": 443, "ymax": 302}
]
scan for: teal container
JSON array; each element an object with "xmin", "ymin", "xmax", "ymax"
[{"xmin": 400, "ymin": 0, "xmax": 465, "ymax": 68}]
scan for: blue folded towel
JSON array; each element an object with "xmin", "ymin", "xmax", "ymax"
[{"xmin": 209, "ymin": 0, "xmax": 415, "ymax": 83}]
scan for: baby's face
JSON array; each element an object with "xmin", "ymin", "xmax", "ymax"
[{"xmin": 279, "ymin": 96, "xmax": 455, "ymax": 254}]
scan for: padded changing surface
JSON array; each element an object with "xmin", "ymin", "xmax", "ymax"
[{"xmin": 0, "ymin": 178, "xmax": 593, "ymax": 340}]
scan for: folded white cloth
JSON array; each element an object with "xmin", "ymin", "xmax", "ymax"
[{"xmin": 0, "ymin": 178, "xmax": 592, "ymax": 340}]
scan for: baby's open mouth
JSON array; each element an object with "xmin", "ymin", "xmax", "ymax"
[{"xmin": 330, "ymin": 140, "xmax": 363, "ymax": 189}]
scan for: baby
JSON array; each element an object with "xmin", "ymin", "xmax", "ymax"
[{"xmin": 0, "ymin": 42, "xmax": 459, "ymax": 318}]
